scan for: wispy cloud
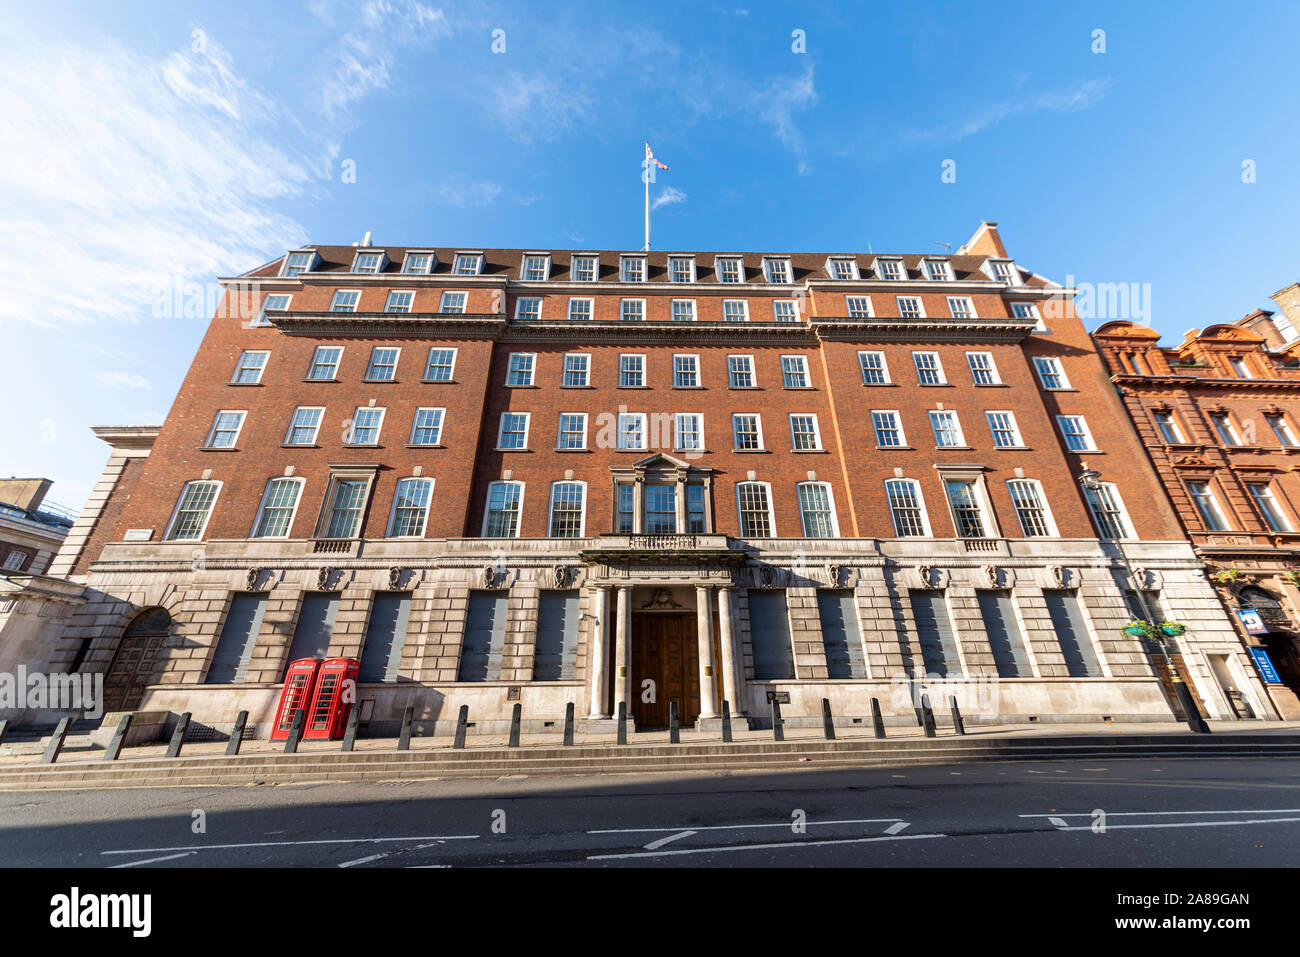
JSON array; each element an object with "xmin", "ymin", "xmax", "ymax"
[
  {"xmin": 97, "ymin": 372, "xmax": 154, "ymax": 391},
  {"xmin": 430, "ymin": 176, "xmax": 504, "ymax": 207},
  {"xmin": 898, "ymin": 78, "xmax": 1113, "ymax": 148},
  {"xmin": 652, "ymin": 186, "xmax": 688, "ymax": 210}
]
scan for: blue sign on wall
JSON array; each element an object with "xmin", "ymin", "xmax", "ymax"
[{"xmin": 1248, "ymin": 646, "xmax": 1282, "ymax": 684}]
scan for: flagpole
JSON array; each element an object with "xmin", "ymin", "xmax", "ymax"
[{"xmin": 644, "ymin": 157, "xmax": 650, "ymax": 251}]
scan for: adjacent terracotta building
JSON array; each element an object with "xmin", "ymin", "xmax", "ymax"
[
  {"xmin": 1094, "ymin": 284, "xmax": 1300, "ymax": 719},
  {"xmin": 34, "ymin": 222, "xmax": 1275, "ymax": 736}
]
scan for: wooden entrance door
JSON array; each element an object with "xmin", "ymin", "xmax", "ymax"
[
  {"xmin": 631, "ymin": 614, "xmax": 700, "ymax": 728},
  {"xmin": 102, "ymin": 608, "xmax": 171, "ymax": 713}
]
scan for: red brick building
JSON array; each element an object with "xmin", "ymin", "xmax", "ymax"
[{"xmin": 35, "ymin": 222, "xmax": 1275, "ymax": 736}]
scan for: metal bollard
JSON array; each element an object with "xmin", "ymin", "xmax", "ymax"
[
  {"xmin": 669, "ymin": 701, "xmax": 680, "ymax": 744},
  {"xmin": 105, "ymin": 714, "xmax": 133, "ymax": 761},
  {"xmin": 284, "ymin": 709, "xmax": 305, "ymax": 753},
  {"xmin": 721, "ymin": 699, "xmax": 733, "ymax": 743},
  {"xmin": 771, "ymin": 697, "xmax": 785, "ymax": 742},
  {"xmin": 41, "ymin": 717, "xmax": 72, "ymax": 765},
  {"xmin": 166, "ymin": 712, "xmax": 191, "ymax": 759},
  {"xmin": 508, "ymin": 703, "xmax": 522, "ymax": 748},
  {"xmin": 398, "ymin": 705, "xmax": 415, "ymax": 751},
  {"xmin": 341, "ymin": 705, "xmax": 360, "ymax": 752},
  {"xmin": 226, "ymin": 711, "xmax": 248, "ymax": 756},
  {"xmin": 563, "ymin": 702, "xmax": 575, "ymax": 747},
  {"xmin": 871, "ymin": 698, "xmax": 887, "ymax": 739},
  {"xmin": 453, "ymin": 705, "xmax": 469, "ymax": 749},
  {"xmin": 949, "ymin": 695, "xmax": 966, "ymax": 736},
  {"xmin": 616, "ymin": 701, "xmax": 628, "ymax": 745},
  {"xmin": 821, "ymin": 698, "xmax": 836, "ymax": 740},
  {"xmin": 920, "ymin": 694, "xmax": 937, "ymax": 738}
]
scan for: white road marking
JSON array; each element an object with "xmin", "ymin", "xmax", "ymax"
[
  {"xmin": 1048, "ymin": 817, "xmax": 1069, "ymax": 828},
  {"xmin": 588, "ymin": 832, "xmax": 946, "ymax": 861},
  {"xmin": 883, "ymin": 821, "xmax": 910, "ymax": 835},
  {"xmin": 109, "ymin": 851, "xmax": 197, "ymax": 868},
  {"xmin": 1020, "ymin": 808, "xmax": 1300, "ymax": 818},
  {"xmin": 102, "ymin": 835, "xmax": 479, "ymax": 856},
  {"xmin": 1043, "ymin": 816, "xmax": 1300, "ymax": 832},
  {"xmin": 338, "ymin": 853, "xmax": 388, "ymax": 868},
  {"xmin": 589, "ymin": 818, "xmax": 900, "ymax": 835},
  {"xmin": 644, "ymin": 830, "xmax": 697, "ymax": 850}
]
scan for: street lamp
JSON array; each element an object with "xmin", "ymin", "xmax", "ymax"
[{"xmin": 1077, "ymin": 467, "xmax": 1211, "ymax": 734}]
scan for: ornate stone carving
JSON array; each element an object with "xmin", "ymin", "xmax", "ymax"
[
  {"xmin": 482, "ymin": 565, "xmax": 498, "ymax": 589},
  {"xmin": 388, "ymin": 566, "xmax": 405, "ymax": 589},
  {"xmin": 982, "ymin": 564, "xmax": 1001, "ymax": 588},
  {"xmin": 1050, "ymin": 564, "xmax": 1067, "ymax": 588},
  {"xmin": 317, "ymin": 567, "xmax": 334, "ymax": 591},
  {"xmin": 757, "ymin": 564, "xmax": 776, "ymax": 588},
  {"xmin": 1130, "ymin": 566, "xmax": 1148, "ymax": 590},
  {"xmin": 553, "ymin": 564, "xmax": 571, "ymax": 588},
  {"xmin": 826, "ymin": 563, "xmax": 844, "ymax": 587},
  {"xmin": 917, "ymin": 565, "xmax": 934, "ymax": 588},
  {"xmin": 246, "ymin": 568, "xmax": 263, "ymax": 591},
  {"xmin": 640, "ymin": 588, "xmax": 683, "ymax": 609}
]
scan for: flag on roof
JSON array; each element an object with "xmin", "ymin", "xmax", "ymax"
[{"xmin": 645, "ymin": 142, "xmax": 669, "ymax": 170}]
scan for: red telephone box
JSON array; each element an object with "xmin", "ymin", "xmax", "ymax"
[
  {"xmin": 271, "ymin": 658, "xmax": 322, "ymax": 740},
  {"xmin": 303, "ymin": 657, "xmax": 360, "ymax": 740}
]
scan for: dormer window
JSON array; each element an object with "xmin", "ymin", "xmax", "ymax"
[
  {"xmin": 351, "ymin": 250, "xmax": 386, "ymax": 274},
  {"xmin": 716, "ymin": 257, "xmax": 743, "ymax": 283},
  {"xmin": 280, "ymin": 250, "xmax": 319, "ymax": 278},
  {"xmin": 453, "ymin": 253, "xmax": 484, "ymax": 276},
  {"xmin": 924, "ymin": 259, "xmax": 951, "ymax": 281},
  {"xmin": 403, "ymin": 251, "xmax": 436, "ymax": 275},
  {"xmin": 874, "ymin": 257, "xmax": 903, "ymax": 280},
  {"xmin": 620, "ymin": 256, "xmax": 646, "ymax": 282},
  {"xmin": 668, "ymin": 256, "xmax": 695, "ymax": 283},
  {"xmin": 521, "ymin": 254, "xmax": 550, "ymax": 281},
  {"xmin": 828, "ymin": 257, "xmax": 859, "ymax": 280},
  {"xmin": 1228, "ymin": 356, "xmax": 1253, "ymax": 379},
  {"xmin": 989, "ymin": 259, "xmax": 1020, "ymax": 285},
  {"xmin": 571, "ymin": 255, "xmax": 598, "ymax": 282},
  {"xmin": 763, "ymin": 257, "xmax": 792, "ymax": 284}
]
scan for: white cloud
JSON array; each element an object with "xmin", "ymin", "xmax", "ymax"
[
  {"xmin": 431, "ymin": 177, "xmax": 504, "ymax": 207},
  {"xmin": 97, "ymin": 372, "xmax": 154, "ymax": 391},
  {"xmin": 652, "ymin": 186, "xmax": 688, "ymax": 210},
  {"xmin": 899, "ymin": 78, "xmax": 1113, "ymax": 147}
]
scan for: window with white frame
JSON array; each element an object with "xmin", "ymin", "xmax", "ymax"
[
  {"xmin": 617, "ymin": 412, "xmax": 647, "ymax": 450},
  {"xmin": 671, "ymin": 299, "xmax": 696, "ymax": 322},
  {"xmin": 644, "ymin": 485, "xmax": 677, "ymax": 534},
  {"xmin": 763, "ymin": 258, "xmax": 792, "ymax": 284},
  {"xmin": 673, "ymin": 354, "xmax": 700, "ymax": 388},
  {"xmin": 727, "ymin": 354, "xmax": 755, "ymax": 388},
  {"xmin": 966, "ymin": 351, "xmax": 998, "ymax": 384},
  {"xmin": 571, "ymin": 255, "xmax": 597, "ymax": 282},
  {"xmin": 1011, "ymin": 302, "xmax": 1040, "ymax": 321},
  {"xmin": 385, "ymin": 290, "xmax": 415, "ymax": 313},
  {"xmin": 389, "ymin": 477, "xmax": 434, "ymax": 537},
  {"xmin": 522, "ymin": 255, "xmax": 550, "ymax": 281},
  {"xmin": 924, "ymin": 259, "xmax": 951, "ymax": 281},
  {"xmin": 282, "ymin": 251, "xmax": 315, "ymax": 277},
  {"xmin": 846, "ymin": 296, "xmax": 873, "ymax": 318},
  {"xmin": 562, "ymin": 353, "xmax": 589, "ymax": 387},
  {"xmin": 1056, "ymin": 415, "xmax": 1097, "ymax": 452},
  {"xmin": 944, "ymin": 478, "xmax": 990, "ymax": 538},
  {"xmin": 497, "ymin": 412, "xmax": 530, "ymax": 450},
  {"xmin": 789, "ymin": 414, "xmax": 821, "ymax": 450},
  {"xmin": 232, "ymin": 351, "xmax": 268, "ymax": 384},
  {"xmin": 858, "ymin": 351, "xmax": 889, "ymax": 384},
  {"xmin": 252, "ymin": 477, "xmax": 302, "ymax": 538},
  {"xmin": 1153, "ymin": 410, "xmax": 1185, "ymax": 443},
  {"xmin": 254, "ymin": 293, "xmax": 291, "ymax": 326},
  {"xmin": 307, "ymin": 346, "xmax": 342, "ymax": 380},
  {"xmin": 990, "ymin": 260, "xmax": 1019, "ymax": 284},
  {"xmin": 829, "ymin": 257, "xmax": 858, "ymax": 280},
  {"xmin": 781, "ymin": 355, "xmax": 810, "ymax": 388},
  {"xmin": 1248, "ymin": 482, "xmax": 1293, "ymax": 532},
  {"xmin": 884, "ymin": 479, "xmax": 929, "ymax": 537},
  {"xmin": 285, "ymin": 407, "xmax": 323, "ymax": 445},
  {"xmin": 1033, "ymin": 356, "xmax": 1070, "ymax": 389},
  {"xmin": 913, "ymin": 352, "xmax": 945, "ymax": 384},
  {"xmin": 875, "ymin": 258, "xmax": 903, "ymax": 280},
  {"xmin": 675, "ymin": 413, "xmax": 703, "ymax": 451},
  {"xmin": 330, "ymin": 290, "xmax": 361, "ymax": 312},
  {"xmin": 1187, "ymin": 480, "xmax": 1230, "ymax": 530},
  {"xmin": 506, "ymin": 353, "xmax": 535, "ymax": 386},
  {"xmin": 897, "ymin": 296, "xmax": 924, "ymax": 319},
  {"xmin": 1084, "ymin": 482, "xmax": 1134, "ymax": 538},
  {"xmin": 732, "ymin": 414, "xmax": 763, "ymax": 450},
  {"xmin": 736, "ymin": 482, "xmax": 775, "ymax": 536},
  {"xmin": 1267, "ymin": 413, "xmax": 1299, "ymax": 447},
  {"xmin": 348, "ymin": 407, "xmax": 385, "ymax": 445},
  {"xmin": 514, "ymin": 297, "xmax": 541, "ymax": 320},
  {"xmin": 948, "ymin": 296, "xmax": 976, "ymax": 319},
  {"xmin": 620, "ymin": 256, "xmax": 645, "ymax": 282},
  {"xmin": 320, "ymin": 476, "xmax": 371, "ymax": 538},
  {"xmin": 772, "ymin": 300, "xmax": 799, "ymax": 322},
  {"xmin": 567, "ymin": 297, "xmax": 593, "ymax": 321},
  {"xmin": 557, "ymin": 413, "xmax": 587, "ymax": 450},
  {"xmin": 871, "ymin": 410, "xmax": 905, "ymax": 448},
  {"xmin": 621, "ymin": 298, "xmax": 645, "ymax": 321},
  {"xmin": 424, "ymin": 348, "xmax": 456, "ymax": 381},
  {"xmin": 353, "ymin": 251, "xmax": 383, "ymax": 274},
  {"xmin": 437, "ymin": 291, "xmax": 466, "ymax": 313},
  {"xmin": 409, "ymin": 407, "xmax": 444, "ymax": 446},
  {"xmin": 1229, "ymin": 356, "xmax": 1253, "ymax": 379},
  {"xmin": 548, "ymin": 482, "xmax": 586, "ymax": 538},
  {"xmin": 165, "ymin": 480, "xmax": 220, "ymax": 541},
  {"xmin": 716, "ymin": 257, "xmax": 743, "ymax": 283},
  {"xmin": 365, "ymin": 347, "xmax": 400, "ymax": 381},
  {"xmin": 722, "ymin": 299, "xmax": 748, "ymax": 322},
  {"xmin": 453, "ymin": 253, "xmax": 483, "ymax": 276},
  {"xmin": 619, "ymin": 354, "xmax": 645, "ymax": 387},
  {"xmin": 986, "ymin": 411, "xmax": 1024, "ymax": 448},
  {"xmin": 1209, "ymin": 412, "xmax": 1241, "ymax": 446},
  {"xmin": 484, "ymin": 482, "xmax": 523, "ymax": 537},
  {"xmin": 204, "ymin": 411, "xmax": 245, "ymax": 449},
  {"xmin": 669, "ymin": 256, "xmax": 695, "ymax": 283},
  {"xmin": 403, "ymin": 252, "xmax": 433, "ymax": 275},
  {"xmin": 1007, "ymin": 479, "xmax": 1054, "ymax": 537},
  {"xmin": 929, "ymin": 410, "xmax": 965, "ymax": 448},
  {"xmin": 798, "ymin": 483, "xmax": 837, "ymax": 537}
]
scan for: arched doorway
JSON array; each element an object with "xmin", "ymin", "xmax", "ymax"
[
  {"xmin": 102, "ymin": 607, "xmax": 172, "ymax": 713},
  {"xmin": 1237, "ymin": 586, "xmax": 1300, "ymax": 701}
]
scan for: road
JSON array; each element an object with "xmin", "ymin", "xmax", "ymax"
[{"xmin": 1, "ymin": 757, "xmax": 1298, "ymax": 867}]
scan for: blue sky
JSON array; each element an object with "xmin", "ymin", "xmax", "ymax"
[{"xmin": 3, "ymin": 0, "xmax": 1299, "ymax": 511}]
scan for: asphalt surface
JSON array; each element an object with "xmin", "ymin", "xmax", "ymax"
[{"xmin": 1, "ymin": 757, "xmax": 1298, "ymax": 868}]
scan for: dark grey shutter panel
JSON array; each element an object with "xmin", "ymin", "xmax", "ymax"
[
  {"xmin": 818, "ymin": 590, "xmax": 865, "ymax": 679},
  {"xmin": 534, "ymin": 591, "xmax": 579, "ymax": 680},
  {"xmin": 1044, "ymin": 590, "xmax": 1102, "ymax": 677},
  {"xmin": 286, "ymin": 593, "xmax": 340, "ymax": 663},
  {"xmin": 977, "ymin": 590, "xmax": 1031, "ymax": 678},
  {"xmin": 749, "ymin": 590, "xmax": 795, "ymax": 680},
  {"xmin": 206, "ymin": 594, "xmax": 267, "ymax": 683},
  {"xmin": 459, "ymin": 592, "xmax": 508, "ymax": 681},
  {"xmin": 910, "ymin": 590, "xmax": 960, "ymax": 677},
  {"xmin": 359, "ymin": 592, "xmax": 412, "ymax": 682}
]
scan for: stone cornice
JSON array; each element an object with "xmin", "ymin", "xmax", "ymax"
[
  {"xmin": 1111, "ymin": 373, "xmax": 1300, "ymax": 391},
  {"xmin": 267, "ymin": 311, "xmax": 507, "ymax": 338},
  {"xmin": 813, "ymin": 316, "xmax": 1036, "ymax": 342},
  {"xmin": 501, "ymin": 320, "xmax": 818, "ymax": 344}
]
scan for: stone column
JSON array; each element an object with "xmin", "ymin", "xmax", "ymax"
[
  {"xmin": 588, "ymin": 586, "xmax": 610, "ymax": 718},
  {"xmin": 696, "ymin": 585, "xmax": 718, "ymax": 718},
  {"xmin": 676, "ymin": 471, "xmax": 688, "ymax": 532},
  {"xmin": 612, "ymin": 586, "xmax": 631, "ymax": 714},
  {"xmin": 717, "ymin": 586, "xmax": 745, "ymax": 715}
]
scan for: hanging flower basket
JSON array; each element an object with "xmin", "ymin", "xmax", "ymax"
[
  {"xmin": 1160, "ymin": 621, "xmax": 1187, "ymax": 637},
  {"xmin": 1213, "ymin": 569, "xmax": 1242, "ymax": 584},
  {"xmin": 1284, "ymin": 569, "xmax": 1300, "ymax": 586},
  {"xmin": 1124, "ymin": 621, "xmax": 1157, "ymax": 639}
]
